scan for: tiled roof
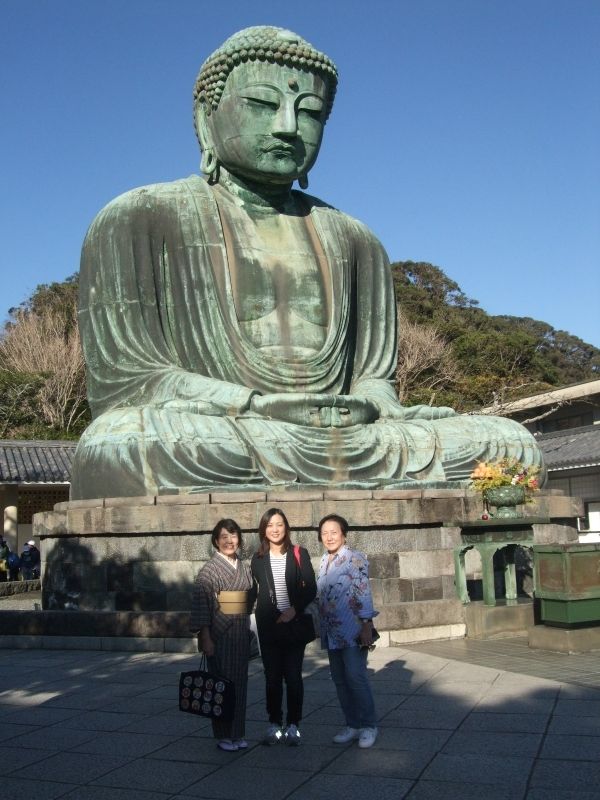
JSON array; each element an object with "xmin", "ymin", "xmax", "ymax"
[
  {"xmin": 0, "ymin": 440, "xmax": 77, "ymax": 484},
  {"xmin": 538, "ymin": 425, "xmax": 600, "ymax": 472}
]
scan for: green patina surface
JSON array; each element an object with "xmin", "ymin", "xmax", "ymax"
[
  {"xmin": 71, "ymin": 26, "xmax": 545, "ymax": 499},
  {"xmin": 539, "ymin": 598, "xmax": 600, "ymax": 626},
  {"xmin": 534, "ymin": 544, "xmax": 600, "ymax": 627},
  {"xmin": 454, "ymin": 522, "xmax": 538, "ymax": 606},
  {"xmin": 534, "ymin": 544, "xmax": 600, "ymax": 600}
]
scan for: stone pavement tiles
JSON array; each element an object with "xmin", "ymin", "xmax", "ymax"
[{"xmin": 0, "ymin": 644, "xmax": 599, "ymax": 799}]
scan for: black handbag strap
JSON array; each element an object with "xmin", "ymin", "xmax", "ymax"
[
  {"xmin": 264, "ymin": 549, "xmax": 304, "ymax": 613},
  {"xmin": 262, "ymin": 554, "xmax": 279, "ymax": 608}
]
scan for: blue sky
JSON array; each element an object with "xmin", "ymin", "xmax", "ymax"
[{"xmin": 3, "ymin": 0, "xmax": 599, "ymax": 347}]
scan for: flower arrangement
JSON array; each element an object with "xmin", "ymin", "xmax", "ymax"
[{"xmin": 470, "ymin": 458, "xmax": 540, "ymax": 496}]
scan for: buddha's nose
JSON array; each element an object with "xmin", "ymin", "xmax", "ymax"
[{"xmin": 272, "ymin": 101, "xmax": 298, "ymax": 137}]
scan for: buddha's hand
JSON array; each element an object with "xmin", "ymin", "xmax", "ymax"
[
  {"xmin": 390, "ymin": 404, "xmax": 457, "ymax": 421},
  {"xmin": 249, "ymin": 393, "xmax": 379, "ymax": 428}
]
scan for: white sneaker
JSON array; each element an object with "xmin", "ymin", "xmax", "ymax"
[
  {"xmin": 284, "ymin": 723, "xmax": 301, "ymax": 746},
  {"xmin": 332, "ymin": 726, "xmax": 360, "ymax": 744},
  {"xmin": 217, "ymin": 739, "xmax": 238, "ymax": 751},
  {"xmin": 358, "ymin": 727, "xmax": 378, "ymax": 748},
  {"xmin": 263, "ymin": 723, "xmax": 283, "ymax": 745}
]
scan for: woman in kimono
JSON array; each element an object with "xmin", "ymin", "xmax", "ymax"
[{"xmin": 190, "ymin": 518, "xmax": 252, "ymax": 751}]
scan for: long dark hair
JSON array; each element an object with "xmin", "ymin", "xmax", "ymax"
[{"xmin": 256, "ymin": 507, "xmax": 292, "ymax": 557}]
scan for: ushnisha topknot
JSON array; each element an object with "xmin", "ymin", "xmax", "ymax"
[{"xmin": 193, "ymin": 25, "xmax": 338, "ymax": 126}]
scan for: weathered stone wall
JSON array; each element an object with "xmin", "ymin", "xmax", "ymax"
[
  {"xmin": 0, "ymin": 579, "xmax": 40, "ymax": 598},
  {"xmin": 33, "ymin": 489, "xmax": 581, "ymax": 641}
]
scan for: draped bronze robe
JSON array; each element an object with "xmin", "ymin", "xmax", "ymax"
[{"xmin": 72, "ymin": 175, "xmax": 543, "ymax": 498}]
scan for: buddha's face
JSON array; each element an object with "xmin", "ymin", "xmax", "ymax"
[{"xmin": 205, "ymin": 61, "xmax": 328, "ymax": 185}]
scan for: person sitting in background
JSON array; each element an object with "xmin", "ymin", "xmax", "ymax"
[
  {"xmin": 0, "ymin": 537, "xmax": 9, "ymax": 581},
  {"xmin": 6, "ymin": 551, "xmax": 20, "ymax": 581},
  {"xmin": 20, "ymin": 540, "xmax": 40, "ymax": 580}
]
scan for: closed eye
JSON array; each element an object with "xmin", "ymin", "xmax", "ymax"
[
  {"xmin": 239, "ymin": 87, "xmax": 280, "ymax": 109},
  {"xmin": 243, "ymin": 96, "xmax": 278, "ymax": 110},
  {"xmin": 298, "ymin": 96, "xmax": 324, "ymax": 117},
  {"xmin": 298, "ymin": 107, "xmax": 322, "ymax": 120}
]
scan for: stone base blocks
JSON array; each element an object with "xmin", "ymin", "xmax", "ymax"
[
  {"xmin": 464, "ymin": 599, "xmax": 535, "ymax": 639},
  {"xmin": 32, "ymin": 489, "xmax": 580, "ymax": 645},
  {"xmin": 528, "ymin": 623, "xmax": 600, "ymax": 654}
]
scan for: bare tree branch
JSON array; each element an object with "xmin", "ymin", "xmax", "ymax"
[
  {"xmin": 520, "ymin": 401, "xmax": 571, "ymax": 425},
  {"xmin": 396, "ymin": 315, "xmax": 458, "ymax": 403},
  {"xmin": 0, "ymin": 300, "xmax": 87, "ymax": 433}
]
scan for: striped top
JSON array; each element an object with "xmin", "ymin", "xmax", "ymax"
[{"xmin": 269, "ymin": 552, "xmax": 291, "ymax": 611}]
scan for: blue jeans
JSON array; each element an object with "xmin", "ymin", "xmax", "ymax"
[{"xmin": 328, "ymin": 646, "xmax": 376, "ymax": 729}]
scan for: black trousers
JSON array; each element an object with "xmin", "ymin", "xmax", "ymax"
[{"xmin": 261, "ymin": 639, "xmax": 306, "ymax": 726}]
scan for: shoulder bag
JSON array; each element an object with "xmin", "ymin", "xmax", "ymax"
[{"xmin": 178, "ymin": 654, "xmax": 236, "ymax": 720}]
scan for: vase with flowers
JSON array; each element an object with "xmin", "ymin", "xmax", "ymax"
[{"xmin": 470, "ymin": 458, "xmax": 540, "ymax": 518}]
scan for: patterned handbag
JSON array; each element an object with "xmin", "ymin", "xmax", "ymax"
[{"xmin": 178, "ymin": 655, "xmax": 236, "ymax": 721}]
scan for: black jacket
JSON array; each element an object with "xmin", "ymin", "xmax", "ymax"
[{"xmin": 250, "ymin": 546, "xmax": 316, "ymax": 637}]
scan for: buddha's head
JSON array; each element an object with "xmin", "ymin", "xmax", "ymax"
[{"xmin": 193, "ymin": 26, "xmax": 338, "ymax": 189}]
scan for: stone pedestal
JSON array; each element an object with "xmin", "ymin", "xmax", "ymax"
[
  {"xmin": 464, "ymin": 599, "xmax": 535, "ymax": 639},
  {"xmin": 32, "ymin": 489, "xmax": 581, "ymax": 644},
  {"xmin": 528, "ymin": 624, "xmax": 600, "ymax": 654},
  {"xmin": 453, "ymin": 518, "xmax": 549, "ymax": 606},
  {"xmin": 534, "ymin": 543, "xmax": 600, "ymax": 626}
]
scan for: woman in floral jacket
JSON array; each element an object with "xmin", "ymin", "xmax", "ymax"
[{"xmin": 317, "ymin": 513, "xmax": 379, "ymax": 749}]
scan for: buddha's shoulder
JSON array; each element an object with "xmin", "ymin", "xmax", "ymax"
[
  {"xmin": 90, "ymin": 175, "xmax": 210, "ymax": 223},
  {"xmin": 298, "ymin": 191, "xmax": 383, "ymax": 244}
]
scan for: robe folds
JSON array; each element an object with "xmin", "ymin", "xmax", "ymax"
[
  {"xmin": 190, "ymin": 553, "xmax": 252, "ymax": 741},
  {"xmin": 71, "ymin": 175, "xmax": 544, "ymax": 498}
]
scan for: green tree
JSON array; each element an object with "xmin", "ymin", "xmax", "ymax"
[
  {"xmin": 10, "ymin": 273, "xmax": 79, "ymax": 320},
  {"xmin": 392, "ymin": 260, "xmax": 600, "ymax": 411}
]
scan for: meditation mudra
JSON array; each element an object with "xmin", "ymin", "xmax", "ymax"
[{"xmin": 71, "ymin": 26, "xmax": 543, "ymax": 499}]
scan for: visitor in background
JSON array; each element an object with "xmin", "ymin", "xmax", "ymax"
[
  {"xmin": 317, "ymin": 513, "xmax": 379, "ymax": 748},
  {"xmin": 0, "ymin": 537, "xmax": 9, "ymax": 581},
  {"xmin": 6, "ymin": 552, "xmax": 20, "ymax": 581},
  {"xmin": 20, "ymin": 540, "xmax": 40, "ymax": 580},
  {"xmin": 251, "ymin": 508, "xmax": 316, "ymax": 746}
]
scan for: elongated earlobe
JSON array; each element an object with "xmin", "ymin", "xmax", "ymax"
[
  {"xmin": 196, "ymin": 106, "xmax": 220, "ymax": 184},
  {"xmin": 201, "ymin": 147, "xmax": 220, "ymax": 183},
  {"xmin": 298, "ymin": 173, "xmax": 309, "ymax": 190}
]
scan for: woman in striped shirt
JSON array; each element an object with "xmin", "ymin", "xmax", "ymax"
[{"xmin": 251, "ymin": 508, "xmax": 316, "ymax": 746}]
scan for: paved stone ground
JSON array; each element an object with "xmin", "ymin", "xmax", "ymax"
[
  {"xmin": 0, "ymin": 641, "xmax": 600, "ymax": 799},
  {"xmin": 0, "ymin": 590, "xmax": 41, "ymax": 610}
]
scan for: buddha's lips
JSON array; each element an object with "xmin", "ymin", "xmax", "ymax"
[{"xmin": 262, "ymin": 142, "xmax": 296, "ymax": 154}]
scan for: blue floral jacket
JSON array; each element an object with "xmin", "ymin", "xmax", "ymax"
[{"xmin": 317, "ymin": 545, "xmax": 378, "ymax": 650}]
